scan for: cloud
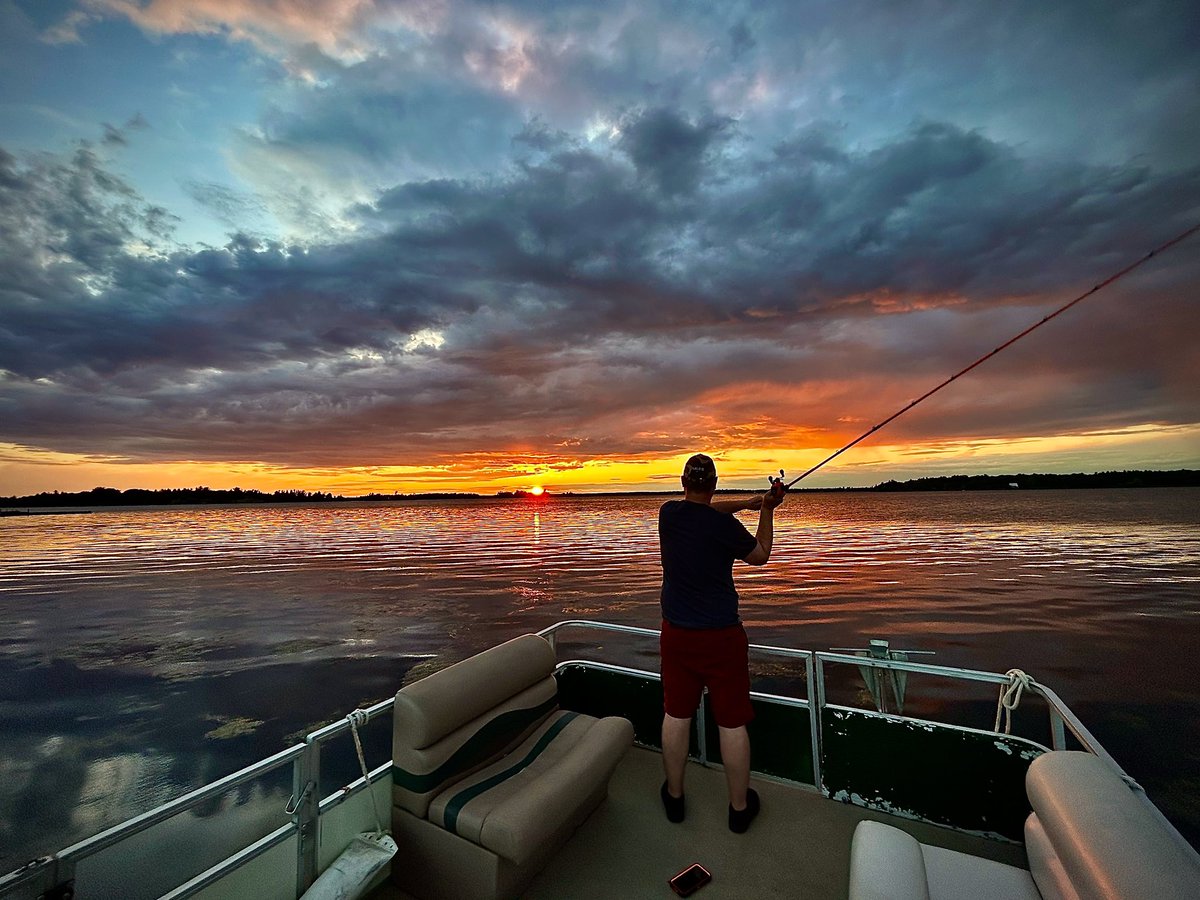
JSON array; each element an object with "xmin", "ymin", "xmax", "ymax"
[
  {"xmin": 727, "ymin": 19, "xmax": 755, "ymax": 62},
  {"xmin": 183, "ymin": 181, "xmax": 272, "ymax": 233},
  {"xmin": 41, "ymin": 8, "xmax": 100, "ymax": 45},
  {"xmin": 1, "ymin": 111, "xmax": 1198, "ymax": 476},
  {"xmin": 100, "ymin": 113, "xmax": 148, "ymax": 147},
  {"xmin": 617, "ymin": 107, "xmax": 733, "ymax": 197},
  {"xmin": 59, "ymin": 1, "xmax": 1200, "ymax": 161},
  {"xmin": 80, "ymin": 0, "xmax": 385, "ymax": 63},
  {"xmin": 65, "ymin": 0, "xmax": 1200, "ymax": 223},
  {"xmin": 224, "ymin": 57, "xmax": 525, "ymax": 232}
]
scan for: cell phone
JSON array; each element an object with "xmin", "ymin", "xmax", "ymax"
[{"xmin": 668, "ymin": 863, "xmax": 712, "ymax": 896}]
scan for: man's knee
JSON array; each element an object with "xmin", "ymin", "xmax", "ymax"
[{"xmin": 663, "ymin": 713, "xmax": 693, "ymax": 737}]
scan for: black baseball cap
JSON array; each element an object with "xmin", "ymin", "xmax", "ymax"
[{"xmin": 682, "ymin": 453, "xmax": 717, "ymax": 487}]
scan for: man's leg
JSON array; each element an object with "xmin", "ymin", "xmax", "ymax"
[
  {"xmin": 661, "ymin": 713, "xmax": 692, "ymax": 797},
  {"xmin": 718, "ymin": 724, "xmax": 750, "ymax": 810}
]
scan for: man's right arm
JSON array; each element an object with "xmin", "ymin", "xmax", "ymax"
[{"xmin": 743, "ymin": 490, "xmax": 784, "ymax": 566}]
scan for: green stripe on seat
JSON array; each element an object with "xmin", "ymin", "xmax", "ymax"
[
  {"xmin": 443, "ymin": 711, "xmax": 580, "ymax": 835},
  {"xmin": 392, "ymin": 694, "xmax": 558, "ymax": 794}
]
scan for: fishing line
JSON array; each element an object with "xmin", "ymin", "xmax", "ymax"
[{"xmin": 778, "ymin": 220, "xmax": 1200, "ymax": 490}]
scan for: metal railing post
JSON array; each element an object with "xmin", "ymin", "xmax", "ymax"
[
  {"xmin": 806, "ymin": 653, "xmax": 823, "ymax": 790},
  {"xmin": 291, "ymin": 740, "xmax": 320, "ymax": 896},
  {"xmin": 49, "ymin": 858, "xmax": 75, "ymax": 900},
  {"xmin": 1049, "ymin": 708, "xmax": 1067, "ymax": 750}
]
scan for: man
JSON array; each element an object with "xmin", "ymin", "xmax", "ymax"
[{"xmin": 658, "ymin": 453, "xmax": 785, "ymax": 834}]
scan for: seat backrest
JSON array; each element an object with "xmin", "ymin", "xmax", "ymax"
[
  {"xmin": 848, "ymin": 821, "xmax": 931, "ymax": 900},
  {"xmin": 392, "ymin": 634, "xmax": 558, "ymax": 817},
  {"xmin": 1025, "ymin": 751, "xmax": 1200, "ymax": 900}
]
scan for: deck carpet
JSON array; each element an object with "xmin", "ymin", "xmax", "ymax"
[{"xmin": 374, "ymin": 745, "xmax": 1027, "ymax": 899}]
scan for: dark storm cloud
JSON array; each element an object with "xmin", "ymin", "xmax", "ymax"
[
  {"xmin": 0, "ymin": 144, "xmax": 463, "ymax": 388},
  {"xmin": 0, "ymin": 140, "xmax": 170, "ymax": 286},
  {"xmin": 2, "ymin": 110, "xmax": 1198, "ymax": 468},
  {"xmin": 617, "ymin": 108, "xmax": 733, "ymax": 197},
  {"xmin": 366, "ymin": 119, "xmax": 1200, "ymax": 324},
  {"xmin": 727, "ymin": 20, "xmax": 755, "ymax": 62}
]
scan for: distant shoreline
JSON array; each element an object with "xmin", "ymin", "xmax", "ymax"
[{"xmin": 1, "ymin": 469, "xmax": 1196, "ymax": 510}]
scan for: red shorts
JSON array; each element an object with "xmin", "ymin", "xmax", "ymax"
[{"xmin": 660, "ymin": 619, "xmax": 754, "ymax": 728}]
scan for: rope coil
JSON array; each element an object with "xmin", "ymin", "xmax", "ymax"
[{"xmin": 994, "ymin": 669, "xmax": 1034, "ymax": 735}]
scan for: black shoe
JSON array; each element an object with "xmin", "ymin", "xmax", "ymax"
[
  {"xmin": 661, "ymin": 781, "xmax": 685, "ymax": 823},
  {"xmin": 729, "ymin": 788, "xmax": 760, "ymax": 833}
]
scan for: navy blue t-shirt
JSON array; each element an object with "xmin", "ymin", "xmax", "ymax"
[{"xmin": 659, "ymin": 500, "xmax": 759, "ymax": 629}]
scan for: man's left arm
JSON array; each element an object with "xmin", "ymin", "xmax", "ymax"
[{"xmin": 710, "ymin": 495, "xmax": 764, "ymax": 514}]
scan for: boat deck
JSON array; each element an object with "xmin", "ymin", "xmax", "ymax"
[{"xmin": 374, "ymin": 745, "xmax": 1028, "ymax": 899}]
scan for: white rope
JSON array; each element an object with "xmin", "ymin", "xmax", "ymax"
[
  {"xmin": 994, "ymin": 669, "xmax": 1034, "ymax": 734},
  {"xmin": 347, "ymin": 708, "xmax": 386, "ymax": 836}
]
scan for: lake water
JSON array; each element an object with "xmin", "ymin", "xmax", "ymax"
[{"xmin": 2, "ymin": 488, "xmax": 1199, "ymax": 873}]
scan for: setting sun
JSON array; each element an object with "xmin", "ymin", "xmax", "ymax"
[{"xmin": 529, "ymin": 486, "xmax": 545, "ymax": 496}]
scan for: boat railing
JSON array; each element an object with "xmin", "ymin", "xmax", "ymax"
[
  {"xmin": 537, "ymin": 619, "xmax": 1124, "ymax": 788},
  {"xmin": 0, "ymin": 695, "xmax": 397, "ymax": 900},
  {"xmin": 539, "ymin": 619, "xmax": 1197, "ymax": 855}
]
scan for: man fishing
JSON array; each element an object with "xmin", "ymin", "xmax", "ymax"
[{"xmin": 657, "ymin": 453, "xmax": 786, "ymax": 833}]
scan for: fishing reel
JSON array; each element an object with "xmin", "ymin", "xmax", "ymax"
[{"xmin": 767, "ymin": 469, "xmax": 787, "ymax": 500}]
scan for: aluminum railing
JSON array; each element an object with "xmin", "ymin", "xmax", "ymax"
[
  {"xmin": 0, "ymin": 696, "xmax": 397, "ymax": 900},
  {"xmin": 536, "ymin": 619, "xmax": 1119, "ymax": 777},
  {"xmin": 539, "ymin": 619, "xmax": 1197, "ymax": 857}
]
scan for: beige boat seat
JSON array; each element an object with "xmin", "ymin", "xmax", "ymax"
[
  {"xmin": 849, "ymin": 750, "xmax": 1200, "ymax": 900},
  {"xmin": 390, "ymin": 634, "xmax": 634, "ymax": 900}
]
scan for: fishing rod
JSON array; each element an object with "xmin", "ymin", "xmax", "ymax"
[{"xmin": 767, "ymin": 220, "xmax": 1200, "ymax": 495}]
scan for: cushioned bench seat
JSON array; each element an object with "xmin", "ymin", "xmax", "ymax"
[
  {"xmin": 849, "ymin": 750, "xmax": 1200, "ymax": 900},
  {"xmin": 390, "ymin": 634, "xmax": 633, "ymax": 900},
  {"xmin": 849, "ymin": 820, "xmax": 1041, "ymax": 900},
  {"xmin": 427, "ymin": 709, "xmax": 630, "ymax": 865}
]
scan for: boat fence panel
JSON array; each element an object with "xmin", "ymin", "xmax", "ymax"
[
  {"xmin": 75, "ymin": 789, "xmax": 292, "ymax": 899},
  {"xmin": 316, "ymin": 770, "xmax": 395, "ymax": 873},
  {"xmin": 701, "ymin": 692, "xmax": 816, "ymax": 785},
  {"xmin": 554, "ymin": 663, "xmax": 665, "ymax": 750},
  {"xmin": 553, "ymin": 662, "xmax": 818, "ymax": 785},
  {"xmin": 820, "ymin": 705, "xmax": 1045, "ymax": 841},
  {"xmin": 540, "ymin": 620, "xmax": 1120, "ymax": 841},
  {"xmin": 164, "ymin": 827, "xmax": 297, "ymax": 900}
]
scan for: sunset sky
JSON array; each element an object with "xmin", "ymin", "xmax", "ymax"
[{"xmin": 1, "ymin": 0, "xmax": 1198, "ymax": 496}]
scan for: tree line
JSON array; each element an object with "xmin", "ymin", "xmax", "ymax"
[
  {"xmin": 2, "ymin": 470, "xmax": 1196, "ymax": 508},
  {"xmin": 0, "ymin": 486, "xmax": 341, "ymax": 508},
  {"xmin": 868, "ymin": 470, "xmax": 1199, "ymax": 492}
]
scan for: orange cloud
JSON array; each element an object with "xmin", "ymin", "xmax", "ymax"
[
  {"xmin": 833, "ymin": 288, "xmax": 971, "ymax": 315},
  {"xmin": 86, "ymin": 0, "xmax": 390, "ymax": 62}
]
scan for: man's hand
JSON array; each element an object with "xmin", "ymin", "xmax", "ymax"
[{"xmin": 763, "ymin": 484, "xmax": 787, "ymax": 509}]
